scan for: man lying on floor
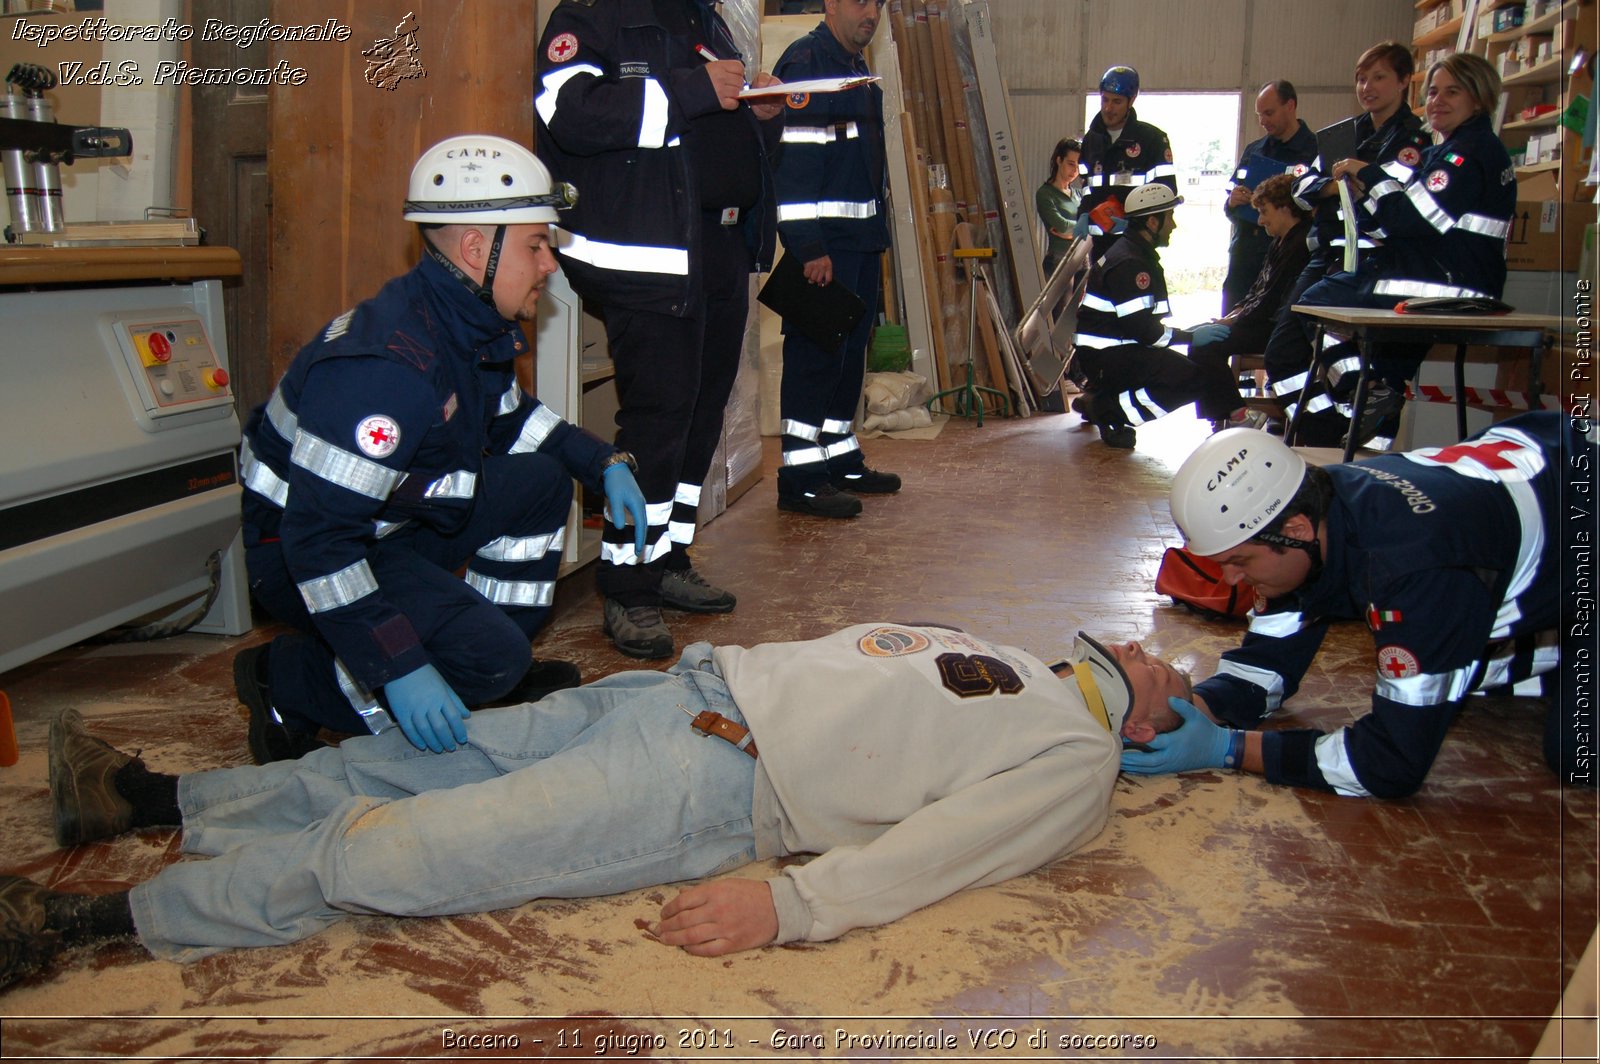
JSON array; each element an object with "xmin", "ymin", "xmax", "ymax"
[{"xmin": 3, "ymin": 623, "xmax": 1189, "ymax": 990}]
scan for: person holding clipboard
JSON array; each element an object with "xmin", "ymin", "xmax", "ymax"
[
  {"xmin": 770, "ymin": 0, "xmax": 900, "ymax": 518},
  {"xmin": 1220, "ymin": 81, "xmax": 1317, "ymax": 314},
  {"xmin": 1260, "ymin": 41, "xmax": 1430, "ymax": 443}
]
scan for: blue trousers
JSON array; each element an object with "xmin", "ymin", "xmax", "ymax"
[
  {"xmin": 246, "ymin": 452, "xmax": 573, "ymax": 734},
  {"xmin": 130, "ymin": 645, "xmax": 759, "ymax": 961},
  {"xmin": 777, "ymin": 247, "xmax": 880, "ymax": 491}
]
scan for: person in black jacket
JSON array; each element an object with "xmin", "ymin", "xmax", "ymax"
[
  {"xmin": 772, "ymin": 0, "xmax": 900, "ymax": 519},
  {"xmin": 1261, "ymin": 41, "xmax": 1430, "ymax": 440},
  {"xmin": 535, "ymin": 0, "xmax": 785, "ymax": 659},
  {"xmin": 1071, "ymin": 185, "xmax": 1239, "ymax": 449},
  {"xmin": 1078, "ymin": 65, "xmax": 1177, "ymax": 255},
  {"xmin": 1291, "ymin": 52, "xmax": 1517, "ymax": 447}
]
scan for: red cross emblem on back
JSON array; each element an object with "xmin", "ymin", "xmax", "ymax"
[{"xmin": 1429, "ymin": 439, "xmax": 1522, "ymax": 471}]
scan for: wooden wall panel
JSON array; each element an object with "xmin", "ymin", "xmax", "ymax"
[{"xmin": 267, "ymin": 0, "xmax": 537, "ymax": 381}]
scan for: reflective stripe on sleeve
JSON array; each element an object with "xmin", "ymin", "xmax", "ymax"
[
  {"xmin": 776, "ymin": 199, "xmax": 880, "ymax": 222},
  {"xmin": 781, "ymin": 121, "xmax": 859, "ymax": 143},
  {"xmin": 292, "ymin": 431, "xmax": 406, "ymax": 499},
  {"xmin": 1214, "ymin": 657, "xmax": 1288, "ymax": 712},
  {"xmin": 509, "ymin": 404, "xmax": 564, "ymax": 455},
  {"xmin": 423, "ymin": 470, "xmax": 477, "ymax": 500},
  {"xmin": 334, "ymin": 658, "xmax": 390, "ymax": 735},
  {"xmin": 534, "ymin": 63, "xmax": 602, "ymax": 127},
  {"xmin": 674, "ymin": 482, "xmax": 702, "ymax": 507},
  {"xmin": 239, "ymin": 438, "xmax": 290, "ymax": 508},
  {"xmin": 555, "ymin": 229, "xmax": 689, "ymax": 276},
  {"xmin": 1376, "ymin": 664, "xmax": 1477, "ymax": 707},
  {"xmin": 1403, "ymin": 183, "xmax": 1455, "ymax": 234},
  {"xmin": 298, "ymin": 559, "xmax": 379, "ymax": 613}
]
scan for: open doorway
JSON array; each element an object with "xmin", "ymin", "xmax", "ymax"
[{"xmin": 1082, "ymin": 92, "xmax": 1240, "ymax": 323}]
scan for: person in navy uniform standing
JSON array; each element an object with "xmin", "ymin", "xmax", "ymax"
[
  {"xmin": 771, "ymin": 0, "xmax": 901, "ymax": 518},
  {"xmin": 233, "ymin": 135, "xmax": 647, "ymax": 764},
  {"xmin": 1078, "ymin": 65, "xmax": 1177, "ymax": 253},
  {"xmin": 535, "ymin": 0, "xmax": 785, "ymax": 658}
]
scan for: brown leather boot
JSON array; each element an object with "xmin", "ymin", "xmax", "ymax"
[
  {"xmin": 0, "ymin": 876, "xmax": 62, "ymax": 992},
  {"xmin": 48, "ymin": 708, "xmax": 135, "ymax": 848}
]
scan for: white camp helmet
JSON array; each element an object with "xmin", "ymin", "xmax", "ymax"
[
  {"xmin": 403, "ymin": 134, "xmax": 575, "ymax": 224},
  {"xmin": 1123, "ymin": 183, "xmax": 1183, "ymax": 218},
  {"xmin": 1170, "ymin": 428, "xmax": 1307, "ymax": 556}
]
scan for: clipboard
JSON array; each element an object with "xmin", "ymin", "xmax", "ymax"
[
  {"xmin": 1232, "ymin": 152, "xmax": 1292, "ymax": 225},
  {"xmin": 757, "ymin": 253, "xmax": 867, "ymax": 350},
  {"xmin": 1314, "ymin": 118, "xmax": 1360, "ymax": 169}
]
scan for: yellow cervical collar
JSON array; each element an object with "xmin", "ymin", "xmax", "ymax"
[{"xmin": 1071, "ymin": 661, "xmax": 1113, "ymax": 733}]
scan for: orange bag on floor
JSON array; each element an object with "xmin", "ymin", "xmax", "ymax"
[{"xmin": 1155, "ymin": 546, "xmax": 1256, "ymax": 620}]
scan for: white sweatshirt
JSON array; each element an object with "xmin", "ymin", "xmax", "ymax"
[{"xmin": 712, "ymin": 623, "xmax": 1120, "ymax": 944}]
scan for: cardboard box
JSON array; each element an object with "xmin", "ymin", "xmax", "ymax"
[
  {"xmin": 1506, "ymin": 200, "xmax": 1592, "ymax": 271},
  {"xmin": 1517, "ymin": 167, "xmax": 1560, "ymax": 201}
]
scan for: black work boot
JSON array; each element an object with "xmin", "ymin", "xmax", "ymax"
[
  {"xmin": 484, "ymin": 658, "xmax": 583, "ymax": 707},
  {"xmin": 234, "ymin": 645, "xmax": 326, "ymax": 765},
  {"xmin": 778, "ymin": 482, "xmax": 862, "ymax": 518},
  {"xmin": 830, "ymin": 466, "xmax": 902, "ymax": 494}
]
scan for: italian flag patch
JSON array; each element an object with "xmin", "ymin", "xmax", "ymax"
[
  {"xmin": 1367, "ymin": 606, "xmax": 1403, "ymax": 628},
  {"xmin": 1445, "ymin": 152, "xmax": 1465, "ymax": 167}
]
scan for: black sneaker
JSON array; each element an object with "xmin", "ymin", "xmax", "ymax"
[
  {"xmin": 830, "ymin": 467, "xmax": 901, "ymax": 494},
  {"xmin": 1071, "ymin": 394, "xmax": 1094, "ymax": 417},
  {"xmin": 660, "ymin": 568, "xmax": 736, "ymax": 613},
  {"xmin": 485, "ymin": 658, "xmax": 583, "ymax": 707},
  {"xmin": 778, "ymin": 483, "xmax": 862, "ymax": 518},
  {"xmin": 1348, "ymin": 383, "xmax": 1405, "ymax": 449},
  {"xmin": 1098, "ymin": 424, "xmax": 1137, "ymax": 449},
  {"xmin": 234, "ymin": 645, "xmax": 326, "ymax": 765},
  {"xmin": 601, "ymin": 598, "xmax": 674, "ymax": 660}
]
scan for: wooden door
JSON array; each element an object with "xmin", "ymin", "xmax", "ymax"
[{"xmin": 190, "ymin": 0, "xmax": 272, "ymax": 419}]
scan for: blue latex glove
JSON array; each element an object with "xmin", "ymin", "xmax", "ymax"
[
  {"xmin": 385, "ymin": 663, "xmax": 470, "ymax": 753},
  {"xmin": 1120, "ymin": 697, "xmax": 1238, "ymax": 776},
  {"xmin": 1071, "ymin": 213, "xmax": 1091, "ymax": 240},
  {"xmin": 1109, "ymin": 216, "xmax": 1129, "ymax": 235},
  {"xmin": 603, "ymin": 462, "xmax": 649, "ymax": 555},
  {"xmin": 1190, "ymin": 323, "xmax": 1232, "ymax": 348}
]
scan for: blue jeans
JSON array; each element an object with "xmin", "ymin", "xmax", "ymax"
[{"xmin": 130, "ymin": 645, "xmax": 758, "ymax": 961}]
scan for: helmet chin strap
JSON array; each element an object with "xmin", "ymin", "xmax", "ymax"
[
  {"xmin": 1253, "ymin": 528, "xmax": 1323, "ymax": 585},
  {"xmin": 422, "ymin": 224, "xmax": 508, "ymax": 313}
]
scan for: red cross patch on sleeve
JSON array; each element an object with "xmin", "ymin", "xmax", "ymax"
[
  {"xmin": 1135, "ymin": 271, "xmax": 1151, "ymax": 290},
  {"xmin": 1425, "ymin": 169, "xmax": 1450, "ymax": 192},
  {"xmin": 547, "ymin": 32, "xmax": 579, "ymax": 63},
  {"xmin": 356, "ymin": 414, "xmax": 401, "ymax": 458},
  {"xmin": 1398, "ymin": 146, "xmax": 1421, "ymax": 167},
  {"xmin": 1376, "ymin": 645, "xmax": 1420, "ymax": 680}
]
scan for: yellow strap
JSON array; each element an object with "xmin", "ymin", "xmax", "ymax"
[{"xmin": 1071, "ymin": 662, "xmax": 1113, "ymax": 733}]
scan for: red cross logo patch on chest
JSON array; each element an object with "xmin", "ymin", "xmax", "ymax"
[
  {"xmin": 1124, "ymin": 142, "xmax": 1142, "ymax": 159},
  {"xmin": 1377, "ymin": 645, "xmax": 1420, "ymax": 680},
  {"xmin": 547, "ymin": 32, "xmax": 578, "ymax": 64},
  {"xmin": 1425, "ymin": 169, "xmax": 1450, "ymax": 192},
  {"xmin": 356, "ymin": 414, "xmax": 401, "ymax": 459}
]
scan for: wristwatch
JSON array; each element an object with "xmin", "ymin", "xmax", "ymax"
[{"xmin": 602, "ymin": 450, "xmax": 638, "ymax": 474}]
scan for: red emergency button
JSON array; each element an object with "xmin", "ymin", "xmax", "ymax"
[
  {"xmin": 147, "ymin": 332, "xmax": 172, "ymax": 362},
  {"xmin": 204, "ymin": 367, "xmax": 230, "ymax": 390}
]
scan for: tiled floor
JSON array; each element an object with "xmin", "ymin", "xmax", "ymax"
[{"xmin": 1, "ymin": 408, "xmax": 1594, "ymax": 1060}]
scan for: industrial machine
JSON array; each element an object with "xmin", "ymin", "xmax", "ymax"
[{"xmin": 0, "ymin": 248, "xmax": 252, "ymax": 675}]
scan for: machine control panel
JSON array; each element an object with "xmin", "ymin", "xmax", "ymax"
[{"xmin": 105, "ymin": 312, "xmax": 235, "ymax": 421}]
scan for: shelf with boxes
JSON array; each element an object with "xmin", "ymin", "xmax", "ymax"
[{"xmin": 1412, "ymin": 0, "xmax": 1595, "ymax": 272}]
